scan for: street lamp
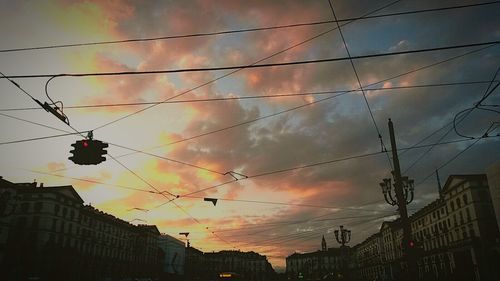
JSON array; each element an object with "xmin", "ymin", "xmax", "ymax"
[
  {"xmin": 380, "ymin": 173, "xmax": 415, "ymax": 206},
  {"xmin": 380, "ymin": 119, "xmax": 418, "ymax": 281},
  {"xmin": 334, "ymin": 225, "xmax": 351, "ymax": 247}
]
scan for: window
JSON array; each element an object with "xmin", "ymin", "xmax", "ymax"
[
  {"xmin": 54, "ymin": 204, "xmax": 60, "ymax": 215},
  {"xmin": 31, "ymin": 216, "xmax": 39, "ymax": 228},
  {"xmin": 450, "ymin": 201, "xmax": 455, "ymax": 211},
  {"xmin": 463, "ymin": 194, "xmax": 468, "ymax": 204},
  {"xmin": 469, "ymin": 225, "xmax": 475, "ymax": 237},
  {"xmin": 21, "ymin": 202, "xmax": 29, "ymax": 213},
  {"xmin": 456, "ymin": 198, "xmax": 461, "ymax": 208},
  {"xmin": 34, "ymin": 202, "xmax": 43, "ymax": 212}
]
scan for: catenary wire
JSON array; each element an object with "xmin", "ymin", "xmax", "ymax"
[
  {"xmin": 86, "ymin": 0, "xmax": 402, "ymax": 132},
  {"xmin": 328, "ymin": 0, "xmax": 392, "ymax": 171},
  {"xmin": 403, "ymin": 69, "xmax": 500, "ymax": 174},
  {"xmin": 0, "ymin": 1, "xmax": 497, "ymax": 53},
  {"xmin": 5, "ymin": 40, "xmax": 499, "ymax": 81},
  {"xmin": 2, "ymin": 80, "xmax": 498, "ymax": 112},
  {"xmin": 97, "ymin": 43, "xmax": 500, "ymax": 162}
]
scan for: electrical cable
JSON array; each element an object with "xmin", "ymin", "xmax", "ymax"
[
  {"xmin": 0, "ymin": 70, "xmax": 84, "ymax": 138},
  {"xmin": 328, "ymin": 0, "xmax": 392, "ymax": 171},
  {"xmin": 5, "ymin": 40, "xmax": 499, "ymax": 81},
  {"xmin": 402, "ymin": 72, "xmax": 500, "ymax": 173},
  {"xmin": 141, "ymin": 136, "xmax": 497, "ymax": 212},
  {"xmin": 183, "ymin": 194, "xmax": 396, "ymax": 213},
  {"xmin": 106, "ymin": 142, "xmax": 226, "ymax": 175},
  {"xmin": 100, "ymin": 43, "xmax": 500, "ymax": 163},
  {"xmin": 105, "ymin": 152, "xmax": 238, "ymax": 249},
  {"xmin": 24, "ymin": 168, "xmax": 157, "ymax": 194},
  {"xmin": 106, "ymin": 153, "xmax": 176, "ymax": 198},
  {"xmin": 0, "ymin": 112, "xmax": 71, "ymax": 133},
  {"xmin": 2, "ymin": 80, "xmax": 498, "ymax": 112},
  {"xmin": 0, "ymin": 131, "xmax": 89, "ymax": 146},
  {"xmin": 44, "ymin": 0, "xmax": 402, "ymax": 132},
  {"xmin": 0, "ymin": 1, "xmax": 497, "ymax": 53},
  {"xmin": 415, "ymin": 136, "xmax": 486, "ymax": 186}
]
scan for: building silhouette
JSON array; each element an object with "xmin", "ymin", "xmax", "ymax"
[
  {"xmin": 349, "ymin": 174, "xmax": 500, "ymax": 281},
  {"xmin": 285, "ymin": 173, "xmax": 500, "ymax": 281},
  {"xmin": 185, "ymin": 246, "xmax": 275, "ymax": 281},
  {"xmin": 0, "ymin": 177, "xmax": 165, "ymax": 281}
]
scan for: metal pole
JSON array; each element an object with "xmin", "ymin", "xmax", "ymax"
[{"xmin": 388, "ymin": 119, "xmax": 417, "ymax": 280}]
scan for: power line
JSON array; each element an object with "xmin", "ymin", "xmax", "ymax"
[
  {"xmin": 81, "ymin": 0, "xmax": 404, "ymax": 132},
  {"xmin": 106, "ymin": 153, "xmax": 177, "ymax": 198},
  {"xmin": 0, "ymin": 71, "xmax": 85, "ymax": 138},
  {"xmin": 1, "ymin": 79, "xmax": 494, "ymax": 150},
  {"xmin": 172, "ymin": 136, "xmax": 498, "ymax": 200},
  {"xmin": 25, "ymin": 168, "xmax": 157, "ymax": 194},
  {"xmin": 328, "ymin": 0, "xmax": 392, "ymax": 171},
  {"xmin": 183, "ymin": 194, "xmax": 395, "ymax": 213},
  {"xmin": 1, "ymin": 1, "xmax": 496, "ymax": 53},
  {"xmin": 92, "ymin": 43, "xmax": 500, "ymax": 161},
  {"xmin": 0, "ymin": 112, "xmax": 70, "ymax": 133},
  {"xmin": 105, "ymin": 153, "xmax": 238, "ymax": 249},
  {"xmin": 402, "ymin": 66, "xmax": 500, "ymax": 173},
  {"xmin": 4, "ymin": 41, "xmax": 499, "ymax": 81},
  {"xmin": 1, "ymin": 80, "xmax": 499, "ymax": 112},
  {"xmin": 106, "ymin": 142, "xmax": 226, "ymax": 175},
  {"xmin": 416, "ymin": 137, "xmax": 484, "ymax": 186},
  {"xmin": 0, "ymin": 111, "xmax": 230, "ymax": 176},
  {"xmin": 0, "ymin": 131, "xmax": 88, "ymax": 146}
]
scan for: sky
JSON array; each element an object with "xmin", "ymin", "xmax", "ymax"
[{"xmin": 1, "ymin": 0, "xmax": 499, "ymax": 271}]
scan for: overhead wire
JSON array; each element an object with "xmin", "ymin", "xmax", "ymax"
[
  {"xmin": 328, "ymin": 0, "xmax": 392, "ymax": 170},
  {"xmin": 0, "ymin": 70, "xmax": 85, "ymax": 139},
  {"xmin": 47, "ymin": 0, "xmax": 405, "ymax": 132},
  {"xmin": 96, "ymin": 43, "xmax": 500, "ymax": 163},
  {"xmin": 2, "ymin": 80, "xmax": 498, "ymax": 112},
  {"xmin": 143, "ymin": 136, "xmax": 499, "ymax": 212},
  {"xmin": 0, "ymin": 131, "xmax": 89, "ymax": 146},
  {"xmin": 4, "ymin": 40, "xmax": 499, "ymax": 80},
  {"xmin": 0, "ymin": 1, "xmax": 497, "ymax": 54},
  {"xmin": 403, "ymin": 70, "xmax": 500, "ymax": 173}
]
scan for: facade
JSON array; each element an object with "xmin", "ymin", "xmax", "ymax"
[
  {"xmin": 486, "ymin": 162, "xmax": 500, "ymax": 231},
  {"xmin": 0, "ymin": 177, "xmax": 164, "ymax": 281},
  {"xmin": 346, "ymin": 174, "xmax": 500, "ymax": 281},
  {"xmin": 159, "ymin": 233, "xmax": 186, "ymax": 276},
  {"xmin": 286, "ymin": 247, "xmax": 347, "ymax": 280},
  {"xmin": 351, "ymin": 232, "xmax": 386, "ymax": 281}
]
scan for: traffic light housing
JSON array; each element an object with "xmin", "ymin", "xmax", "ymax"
[{"xmin": 69, "ymin": 139, "xmax": 108, "ymax": 165}]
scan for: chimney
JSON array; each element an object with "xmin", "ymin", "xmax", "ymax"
[{"xmin": 40, "ymin": 183, "xmax": 44, "ymax": 188}]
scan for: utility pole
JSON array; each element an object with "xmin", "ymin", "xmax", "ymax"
[{"xmin": 380, "ymin": 119, "xmax": 417, "ymax": 280}]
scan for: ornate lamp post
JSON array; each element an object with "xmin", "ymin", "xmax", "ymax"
[
  {"xmin": 380, "ymin": 119, "xmax": 417, "ymax": 281},
  {"xmin": 334, "ymin": 225, "xmax": 351, "ymax": 247},
  {"xmin": 380, "ymin": 174, "xmax": 415, "ymax": 206}
]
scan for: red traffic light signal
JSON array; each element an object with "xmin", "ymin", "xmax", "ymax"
[{"xmin": 69, "ymin": 139, "xmax": 108, "ymax": 165}]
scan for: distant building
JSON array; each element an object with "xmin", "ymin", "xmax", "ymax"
[
  {"xmin": 184, "ymin": 246, "xmax": 275, "ymax": 281},
  {"xmin": 0, "ymin": 177, "xmax": 163, "ymax": 281},
  {"xmin": 185, "ymin": 245, "xmax": 205, "ymax": 280},
  {"xmin": 351, "ymin": 232, "xmax": 386, "ymax": 281},
  {"xmin": 159, "ymin": 233, "xmax": 185, "ymax": 276},
  {"xmin": 346, "ymin": 174, "xmax": 500, "ymax": 281},
  {"xmin": 204, "ymin": 250, "xmax": 275, "ymax": 281},
  {"xmin": 486, "ymin": 162, "xmax": 500, "ymax": 232},
  {"xmin": 286, "ymin": 240, "xmax": 347, "ymax": 281}
]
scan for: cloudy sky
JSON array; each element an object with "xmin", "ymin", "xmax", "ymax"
[{"xmin": 1, "ymin": 0, "xmax": 499, "ymax": 270}]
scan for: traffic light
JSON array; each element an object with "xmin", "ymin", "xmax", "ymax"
[{"xmin": 69, "ymin": 139, "xmax": 108, "ymax": 165}]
